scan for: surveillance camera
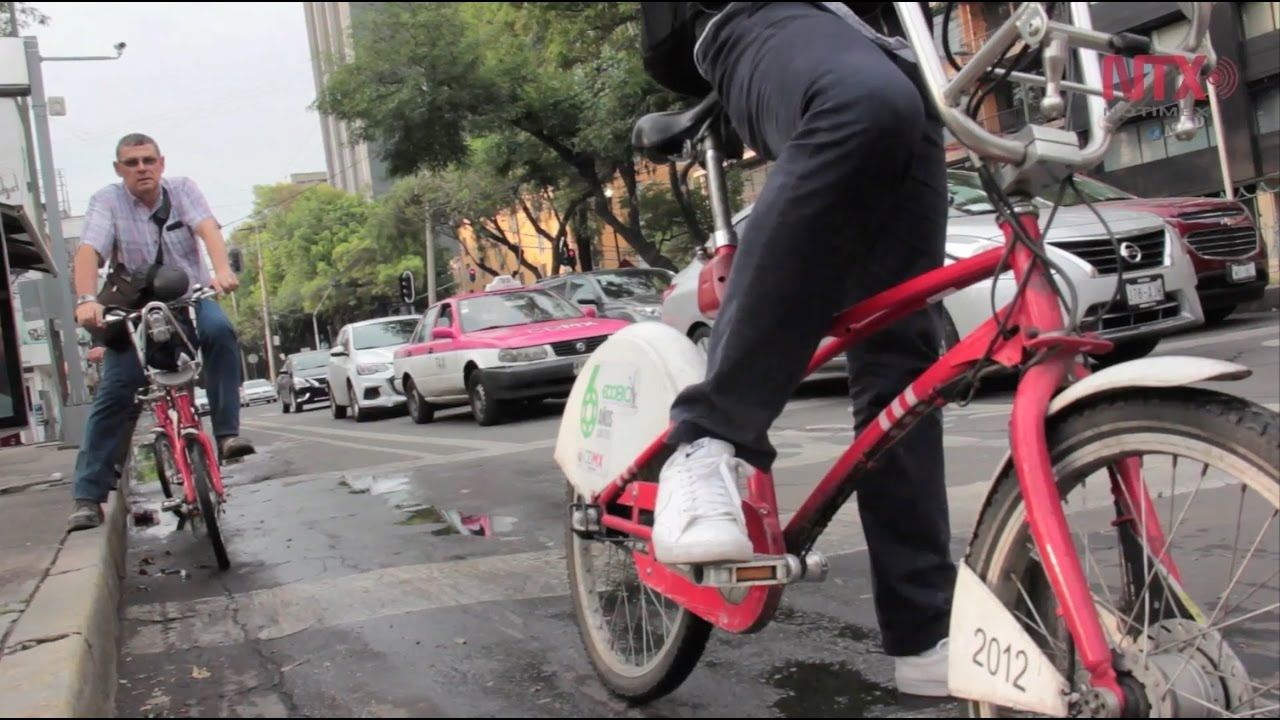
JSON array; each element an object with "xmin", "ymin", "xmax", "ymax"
[{"xmin": 114, "ymin": 42, "xmax": 126, "ymax": 53}]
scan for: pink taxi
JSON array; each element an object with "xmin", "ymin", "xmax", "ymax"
[{"xmin": 392, "ymin": 279, "xmax": 630, "ymax": 426}]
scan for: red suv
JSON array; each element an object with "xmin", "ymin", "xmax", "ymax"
[{"xmin": 1065, "ymin": 176, "xmax": 1269, "ymax": 324}]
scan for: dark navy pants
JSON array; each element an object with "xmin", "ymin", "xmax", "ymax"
[{"xmin": 667, "ymin": 2, "xmax": 956, "ymax": 656}]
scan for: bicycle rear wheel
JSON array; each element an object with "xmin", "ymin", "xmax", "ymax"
[
  {"xmin": 187, "ymin": 441, "xmax": 230, "ymax": 571},
  {"xmin": 566, "ymin": 484, "xmax": 712, "ymax": 703},
  {"xmin": 967, "ymin": 388, "xmax": 1279, "ymax": 717}
]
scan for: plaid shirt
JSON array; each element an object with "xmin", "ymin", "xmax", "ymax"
[{"xmin": 81, "ymin": 176, "xmax": 216, "ymax": 287}]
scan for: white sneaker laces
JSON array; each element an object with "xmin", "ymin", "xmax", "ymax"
[{"xmin": 670, "ymin": 456, "xmax": 743, "ymax": 524}]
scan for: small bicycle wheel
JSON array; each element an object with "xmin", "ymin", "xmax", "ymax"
[
  {"xmin": 187, "ymin": 441, "xmax": 230, "ymax": 571},
  {"xmin": 565, "ymin": 484, "xmax": 712, "ymax": 703},
  {"xmin": 967, "ymin": 388, "xmax": 1278, "ymax": 717}
]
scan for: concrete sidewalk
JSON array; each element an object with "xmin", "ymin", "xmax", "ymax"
[{"xmin": 0, "ymin": 443, "xmax": 129, "ymax": 717}]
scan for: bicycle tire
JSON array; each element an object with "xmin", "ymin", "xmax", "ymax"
[
  {"xmin": 565, "ymin": 484, "xmax": 712, "ymax": 703},
  {"xmin": 187, "ymin": 441, "xmax": 230, "ymax": 571},
  {"xmin": 966, "ymin": 387, "xmax": 1279, "ymax": 717},
  {"xmin": 153, "ymin": 436, "xmax": 177, "ymax": 500}
]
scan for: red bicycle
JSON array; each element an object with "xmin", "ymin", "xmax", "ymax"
[
  {"xmin": 559, "ymin": 3, "xmax": 1278, "ymax": 716},
  {"xmin": 107, "ymin": 286, "xmax": 230, "ymax": 571}
]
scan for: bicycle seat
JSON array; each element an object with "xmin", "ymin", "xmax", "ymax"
[
  {"xmin": 151, "ymin": 363, "xmax": 199, "ymax": 388},
  {"xmin": 632, "ymin": 94, "xmax": 733, "ymax": 160}
]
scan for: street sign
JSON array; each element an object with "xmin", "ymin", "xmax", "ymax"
[{"xmin": 399, "ymin": 270, "xmax": 415, "ymax": 304}]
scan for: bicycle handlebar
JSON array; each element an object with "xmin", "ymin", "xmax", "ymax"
[
  {"xmin": 103, "ymin": 285, "xmax": 220, "ymax": 326},
  {"xmin": 893, "ymin": 2, "xmax": 1216, "ymax": 183}
]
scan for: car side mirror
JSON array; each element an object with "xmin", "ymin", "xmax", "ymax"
[
  {"xmin": 330, "ymin": 346, "xmax": 348, "ymax": 357},
  {"xmin": 431, "ymin": 327, "xmax": 458, "ymax": 340}
]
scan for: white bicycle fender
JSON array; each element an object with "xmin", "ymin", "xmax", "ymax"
[{"xmin": 948, "ymin": 355, "xmax": 1251, "ymax": 710}]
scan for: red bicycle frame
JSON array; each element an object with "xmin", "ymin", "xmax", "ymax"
[
  {"xmin": 589, "ymin": 208, "xmax": 1176, "ymax": 701},
  {"xmin": 148, "ymin": 384, "xmax": 225, "ymax": 504}
]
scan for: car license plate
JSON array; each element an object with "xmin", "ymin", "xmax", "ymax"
[
  {"xmin": 1125, "ymin": 277, "xmax": 1165, "ymax": 308},
  {"xmin": 573, "ymin": 357, "xmax": 588, "ymax": 375},
  {"xmin": 1229, "ymin": 262, "xmax": 1257, "ymax": 283}
]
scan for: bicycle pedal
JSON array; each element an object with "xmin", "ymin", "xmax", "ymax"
[{"xmin": 698, "ymin": 552, "xmax": 829, "ymax": 588}]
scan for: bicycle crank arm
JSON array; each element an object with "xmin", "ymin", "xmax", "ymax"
[{"xmin": 697, "ymin": 552, "xmax": 830, "ymax": 588}]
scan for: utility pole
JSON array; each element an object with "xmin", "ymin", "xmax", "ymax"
[
  {"xmin": 255, "ymin": 231, "xmax": 277, "ymax": 381},
  {"xmin": 425, "ymin": 210, "xmax": 437, "ymax": 304}
]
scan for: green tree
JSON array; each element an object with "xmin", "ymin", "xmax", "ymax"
[
  {"xmin": 1, "ymin": 3, "xmax": 49, "ymax": 36},
  {"xmin": 315, "ymin": 2, "xmax": 689, "ymax": 271}
]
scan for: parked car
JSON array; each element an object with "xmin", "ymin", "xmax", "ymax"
[
  {"xmin": 536, "ymin": 267, "xmax": 675, "ymax": 322},
  {"xmin": 327, "ymin": 315, "xmax": 420, "ymax": 422},
  {"xmin": 664, "ymin": 170, "xmax": 1203, "ymax": 368},
  {"xmin": 240, "ymin": 379, "xmax": 278, "ymax": 406},
  {"xmin": 392, "ymin": 277, "xmax": 630, "ymax": 426},
  {"xmin": 276, "ymin": 349, "xmax": 332, "ymax": 414},
  {"xmin": 1049, "ymin": 174, "xmax": 1269, "ymax": 324}
]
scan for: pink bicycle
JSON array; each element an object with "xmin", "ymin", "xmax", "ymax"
[{"xmin": 559, "ymin": 3, "xmax": 1279, "ymax": 716}]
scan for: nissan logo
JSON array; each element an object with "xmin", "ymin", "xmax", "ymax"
[
  {"xmin": 575, "ymin": 341, "xmax": 586, "ymax": 353},
  {"xmin": 1119, "ymin": 242, "xmax": 1143, "ymax": 264}
]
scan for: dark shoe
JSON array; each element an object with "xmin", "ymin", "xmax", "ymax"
[
  {"xmin": 218, "ymin": 436, "xmax": 256, "ymax": 463},
  {"xmin": 68, "ymin": 500, "xmax": 104, "ymax": 532}
]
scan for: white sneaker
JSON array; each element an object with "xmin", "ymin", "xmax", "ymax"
[
  {"xmin": 651, "ymin": 438, "xmax": 756, "ymax": 565},
  {"xmin": 895, "ymin": 638, "xmax": 950, "ymax": 697}
]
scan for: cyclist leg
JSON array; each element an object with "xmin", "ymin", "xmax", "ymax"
[
  {"xmin": 70, "ymin": 345, "xmax": 147, "ymax": 529},
  {"xmin": 839, "ymin": 66, "xmax": 954, "ymax": 690},
  {"xmin": 195, "ymin": 298, "xmax": 255, "ymax": 460},
  {"xmin": 654, "ymin": 2, "xmax": 930, "ymax": 564}
]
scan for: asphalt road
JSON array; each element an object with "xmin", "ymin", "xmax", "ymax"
[{"xmin": 115, "ymin": 311, "xmax": 1280, "ymax": 717}]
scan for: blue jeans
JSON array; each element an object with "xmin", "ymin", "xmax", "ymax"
[{"xmin": 73, "ymin": 299, "xmax": 242, "ymax": 503}]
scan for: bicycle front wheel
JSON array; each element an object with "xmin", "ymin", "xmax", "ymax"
[
  {"xmin": 967, "ymin": 387, "xmax": 1278, "ymax": 717},
  {"xmin": 187, "ymin": 441, "xmax": 230, "ymax": 571}
]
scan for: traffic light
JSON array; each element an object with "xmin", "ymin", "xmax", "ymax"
[
  {"xmin": 399, "ymin": 270, "xmax": 415, "ymax": 304},
  {"xmin": 467, "ymin": 266, "xmax": 476, "ymax": 283}
]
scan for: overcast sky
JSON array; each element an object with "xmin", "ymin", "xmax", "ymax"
[{"xmin": 27, "ymin": 2, "xmax": 328, "ymax": 234}]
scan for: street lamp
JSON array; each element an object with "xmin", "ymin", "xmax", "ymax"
[{"xmin": 18, "ymin": 36, "xmax": 126, "ymax": 446}]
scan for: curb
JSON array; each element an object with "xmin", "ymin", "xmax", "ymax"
[{"xmin": 0, "ymin": 471, "xmax": 129, "ymax": 717}]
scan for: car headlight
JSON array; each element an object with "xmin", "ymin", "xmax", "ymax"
[
  {"xmin": 357, "ymin": 362, "xmax": 391, "ymax": 375},
  {"xmin": 634, "ymin": 306, "xmax": 663, "ymax": 318},
  {"xmin": 499, "ymin": 346, "xmax": 549, "ymax": 363},
  {"xmin": 293, "ymin": 377, "xmax": 311, "ymax": 388}
]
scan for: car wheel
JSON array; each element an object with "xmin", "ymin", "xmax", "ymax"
[
  {"xmin": 690, "ymin": 325, "xmax": 711, "ymax": 356},
  {"xmin": 406, "ymin": 378, "xmax": 435, "ymax": 425},
  {"xmin": 1203, "ymin": 303, "xmax": 1237, "ymax": 325},
  {"xmin": 468, "ymin": 372, "xmax": 505, "ymax": 427},
  {"xmin": 1093, "ymin": 337, "xmax": 1160, "ymax": 366},
  {"xmin": 938, "ymin": 307, "xmax": 960, "ymax": 355},
  {"xmin": 349, "ymin": 382, "xmax": 367, "ymax": 423}
]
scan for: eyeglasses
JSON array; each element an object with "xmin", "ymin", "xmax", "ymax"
[{"xmin": 120, "ymin": 156, "xmax": 159, "ymax": 168}]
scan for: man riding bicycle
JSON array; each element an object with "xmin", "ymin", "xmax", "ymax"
[
  {"xmin": 640, "ymin": 2, "xmax": 954, "ymax": 696},
  {"xmin": 68, "ymin": 133, "xmax": 255, "ymax": 531}
]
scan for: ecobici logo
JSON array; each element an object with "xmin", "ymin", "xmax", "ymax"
[{"xmin": 580, "ymin": 365, "xmax": 601, "ymax": 439}]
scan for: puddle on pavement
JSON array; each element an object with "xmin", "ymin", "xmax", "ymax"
[
  {"xmin": 395, "ymin": 504, "xmax": 517, "ymax": 537},
  {"xmin": 767, "ymin": 659, "xmax": 896, "ymax": 717},
  {"xmin": 338, "ymin": 474, "xmax": 516, "ymax": 538}
]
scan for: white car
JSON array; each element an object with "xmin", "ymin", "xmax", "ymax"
[
  {"xmin": 240, "ymin": 379, "xmax": 278, "ymax": 406},
  {"xmin": 327, "ymin": 315, "xmax": 420, "ymax": 422},
  {"xmin": 663, "ymin": 171, "xmax": 1203, "ymax": 367}
]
